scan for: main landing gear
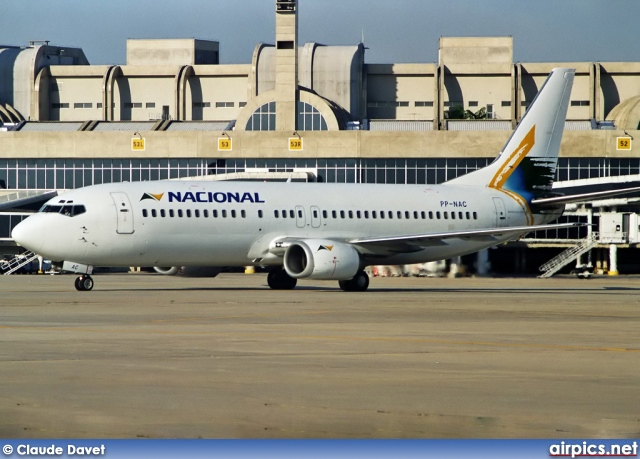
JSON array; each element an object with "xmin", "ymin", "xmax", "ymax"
[
  {"xmin": 267, "ymin": 269, "xmax": 370, "ymax": 292},
  {"xmin": 339, "ymin": 271, "xmax": 369, "ymax": 292},
  {"xmin": 267, "ymin": 268, "xmax": 297, "ymax": 290},
  {"xmin": 74, "ymin": 274, "xmax": 94, "ymax": 291}
]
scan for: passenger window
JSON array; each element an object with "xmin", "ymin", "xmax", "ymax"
[
  {"xmin": 151, "ymin": 209, "xmax": 157, "ymax": 218},
  {"xmin": 380, "ymin": 211, "xmax": 384, "ymax": 219},
  {"xmin": 451, "ymin": 212, "xmax": 455, "ymax": 220},
  {"xmin": 397, "ymin": 211, "xmax": 402, "ymax": 219},
  {"xmin": 274, "ymin": 210, "xmax": 279, "ymax": 218},
  {"xmin": 459, "ymin": 212, "xmax": 463, "ymax": 219},
  {"xmin": 222, "ymin": 210, "xmax": 227, "ymax": 218},
  {"xmin": 348, "ymin": 210, "xmax": 353, "ymax": 219},
  {"xmin": 388, "ymin": 211, "xmax": 393, "ymax": 219},
  {"xmin": 322, "ymin": 210, "xmax": 327, "ymax": 219},
  {"xmin": 282, "ymin": 210, "xmax": 287, "ymax": 218},
  {"xmin": 364, "ymin": 211, "xmax": 369, "ymax": 219},
  {"xmin": 213, "ymin": 209, "xmax": 218, "ymax": 218},
  {"xmin": 241, "ymin": 210, "xmax": 246, "ymax": 218},
  {"xmin": 313, "ymin": 210, "xmax": 318, "ymax": 218},
  {"xmin": 466, "ymin": 212, "xmax": 470, "ymax": 219},
  {"xmin": 203, "ymin": 210, "xmax": 208, "ymax": 218},
  {"xmin": 444, "ymin": 212, "xmax": 448, "ymax": 219},
  {"xmin": 473, "ymin": 212, "xmax": 478, "ymax": 220},
  {"xmin": 258, "ymin": 210, "xmax": 263, "ymax": 218},
  {"xmin": 161, "ymin": 209, "xmax": 166, "ymax": 218},
  {"xmin": 428, "ymin": 211, "xmax": 433, "ymax": 219},
  {"xmin": 405, "ymin": 211, "xmax": 410, "ymax": 219},
  {"xmin": 372, "ymin": 211, "xmax": 377, "ymax": 219},
  {"xmin": 178, "ymin": 209, "xmax": 183, "ymax": 218},
  {"xmin": 414, "ymin": 211, "xmax": 418, "ymax": 219},
  {"xmin": 356, "ymin": 211, "xmax": 361, "ymax": 219},
  {"xmin": 340, "ymin": 211, "xmax": 345, "ymax": 219},
  {"xmin": 186, "ymin": 210, "xmax": 191, "ymax": 218},
  {"xmin": 142, "ymin": 209, "xmax": 148, "ymax": 218},
  {"xmin": 421, "ymin": 211, "xmax": 426, "ymax": 219},
  {"xmin": 332, "ymin": 210, "xmax": 337, "ymax": 219},
  {"xmin": 231, "ymin": 210, "xmax": 236, "ymax": 218},
  {"xmin": 169, "ymin": 209, "xmax": 175, "ymax": 218},
  {"xmin": 436, "ymin": 211, "xmax": 441, "ymax": 219}
]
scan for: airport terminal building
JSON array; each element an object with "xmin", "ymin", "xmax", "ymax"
[{"xmin": 2, "ymin": 0, "xmax": 640, "ymax": 275}]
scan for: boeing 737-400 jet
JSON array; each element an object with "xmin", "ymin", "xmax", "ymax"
[{"xmin": 12, "ymin": 68, "xmax": 600, "ymax": 292}]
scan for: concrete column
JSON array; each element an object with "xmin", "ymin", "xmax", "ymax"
[
  {"xmin": 586, "ymin": 208, "xmax": 593, "ymax": 269},
  {"xmin": 275, "ymin": 0, "xmax": 298, "ymax": 132},
  {"xmin": 608, "ymin": 244, "xmax": 618, "ymax": 276},
  {"xmin": 448, "ymin": 256, "xmax": 461, "ymax": 278},
  {"xmin": 476, "ymin": 249, "xmax": 489, "ymax": 276}
]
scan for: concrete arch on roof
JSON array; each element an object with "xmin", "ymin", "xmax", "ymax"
[
  {"xmin": 234, "ymin": 89, "xmax": 341, "ymax": 131},
  {"xmin": 249, "ymin": 43, "xmax": 273, "ymax": 98},
  {"xmin": 33, "ymin": 66, "xmax": 50, "ymax": 120},
  {"xmin": 606, "ymin": 96, "xmax": 640, "ymax": 130},
  {"xmin": 0, "ymin": 104, "xmax": 13, "ymax": 122},
  {"xmin": 176, "ymin": 65, "xmax": 194, "ymax": 120},
  {"xmin": 103, "ymin": 66, "xmax": 122, "ymax": 121}
]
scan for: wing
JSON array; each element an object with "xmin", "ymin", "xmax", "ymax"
[{"xmin": 348, "ymin": 222, "xmax": 581, "ymax": 253}]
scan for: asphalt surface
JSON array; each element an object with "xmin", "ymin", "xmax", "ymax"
[{"xmin": 1, "ymin": 273, "xmax": 639, "ymax": 438}]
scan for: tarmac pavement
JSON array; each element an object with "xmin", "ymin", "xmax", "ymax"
[{"xmin": 1, "ymin": 273, "xmax": 638, "ymax": 438}]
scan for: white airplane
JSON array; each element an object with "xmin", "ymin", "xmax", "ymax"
[{"xmin": 12, "ymin": 68, "xmax": 600, "ymax": 292}]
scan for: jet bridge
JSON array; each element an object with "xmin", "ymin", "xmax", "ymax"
[
  {"xmin": 519, "ymin": 175, "xmax": 640, "ymax": 276},
  {"xmin": 0, "ymin": 190, "xmax": 58, "ymax": 258}
]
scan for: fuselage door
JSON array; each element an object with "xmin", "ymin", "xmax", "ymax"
[
  {"xmin": 111, "ymin": 192, "xmax": 135, "ymax": 234},
  {"xmin": 310, "ymin": 206, "xmax": 321, "ymax": 228},
  {"xmin": 295, "ymin": 206, "xmax": 305, "ymax": 229},
  {"xmin": 492, "ymin": 197, "xmax": 507, "ymax": 227}
]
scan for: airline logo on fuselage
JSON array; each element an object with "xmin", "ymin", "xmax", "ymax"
[
  {"xmin": 140, "ymin": 192, "xmax": 164, "ymax": 202},
  {"xmin": 142, "ymin": 191, "xmax": 266, "ymax": 204}
]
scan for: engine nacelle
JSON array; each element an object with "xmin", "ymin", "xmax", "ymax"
[
  {"xmin": 283, "ymin": 239, "xmax": 360, "ymax": 280},
  {"xmin": 153, "ymin": 266, "xmax": 221, "ymax": 277}
]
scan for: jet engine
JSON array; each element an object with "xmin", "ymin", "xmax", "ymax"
[
  {"xmin": 283, "ymin": 239, "xmax": 361, "ymax": 280},
  {"xmin": 153, "ymin": 266, "xmax": 221, "ymax": 277}
]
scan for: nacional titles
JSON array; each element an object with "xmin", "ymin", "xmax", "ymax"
[{"xmin": 141, "ymin": 191, "xmax": 265, "ymax": 204}]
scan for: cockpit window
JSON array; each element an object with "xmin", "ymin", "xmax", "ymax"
[{"xmin": 39, "ymin": 204, "xmax": 86, "ymax": 217}]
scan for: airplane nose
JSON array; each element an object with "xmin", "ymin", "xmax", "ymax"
[{"xmin": 11, "ymin": 217, "xmax": 45, "ymax": 253}]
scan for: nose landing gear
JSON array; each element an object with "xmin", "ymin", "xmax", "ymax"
[
  {"xmin": 62, "ymin": 261, "xmax": 95, "ymax": 291},
  {"xmin": 74, "ymin": 274, "xmax": 94, "ymax": 291}
]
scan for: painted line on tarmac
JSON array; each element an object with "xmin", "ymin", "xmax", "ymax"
[{"xmin": 0, "ymin": 324, "xmax": 638, "ymax": 353}]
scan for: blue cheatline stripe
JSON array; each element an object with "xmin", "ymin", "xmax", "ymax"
[{"xmin": 0, "ymin": 439, "xmax": 637, "ymax": 459}]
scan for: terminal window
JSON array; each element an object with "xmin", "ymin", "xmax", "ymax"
[{"xmin": 571, "ymin": 100, "xmax": 590, "ymax": 106}]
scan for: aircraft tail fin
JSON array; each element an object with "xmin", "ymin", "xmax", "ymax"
[{"xmin": 448, "ymin": 68, "xmax": 575, "ymax": 201}]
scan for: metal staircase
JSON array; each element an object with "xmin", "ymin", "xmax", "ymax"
[
  {"xmin": 2, "ymin": 251, "xmax": 39, "ymax": 275},
  {"xmin": 538, "ymin": 233, "xmax": 599, "ymax": 278}
]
